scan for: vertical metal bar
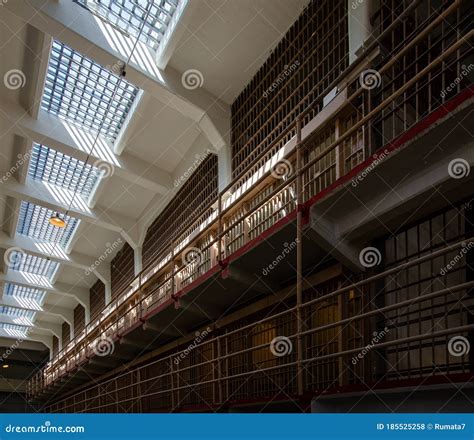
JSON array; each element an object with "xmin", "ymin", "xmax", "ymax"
[
  {"xmin": 216, "ymin": 335, "xmax": 223, "ymax": 404},
  {"xmin": 218, "ymin": 193, "xmax": 222, "ymax": 263},
  {"xmin": 296, "ymin": 117, "xmax": 304, "ymax": 396},
  {"xmin": 170, "ymin": 241, "xmax": 175, "ymax": 297},
  {"xmin": 170, "ymin": 358, "xmax": 175, "ymax": 410}
]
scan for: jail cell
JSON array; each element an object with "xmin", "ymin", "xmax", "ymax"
[
  {"xmin": 370, "ymin": 0, "xmax": 473, "ymax": 152},
  {"xmin": 381, "ymin": 199, "xmax": 474, "ymax": 380}
]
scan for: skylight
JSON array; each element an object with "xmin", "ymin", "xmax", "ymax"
[
  {"xmin": 4, "ymin": 283, "xmax": 47, "ymax": 305},
  {"xmin": 73, "ymin": 0, "xmax": 179, "ymax": 50},
  {"xmin": 8, "ymin": 252, "xmax": 59, "ymax": 280},
  {"xmin": 0, "ymin": 306, "xmax": 36, "ymax": 322},
  {"xmin": 29, "ymin": 143, "xmax": 101, "ymax": 199},
  {"xmin": 17, "ymin": 201, "xmax": 79, "ymax": 248},
  {"xmin": 42, "ymin": 40, "xmax": 139, "ymax": 141},
  {"xmin": 0, "ymin": 323, "xmax": 30, "ymax": 337}
]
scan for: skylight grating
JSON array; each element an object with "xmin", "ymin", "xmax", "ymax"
[
  {"xmin": 0, "ymin": 323, "xmax": 30, "ymax": 335},
  {"xmin": 8, "ymin": 252, "xmax": 59, "ymax": 280},
  {"xmin": 4, "ymin": 283, "xmax": 47, "ymax": 304},
  {"xmin": 29, "ymin": 143, "xmax": 100, "ymax": 199},
  {"xmin": 42, "ymin": 40, "xmax": 139, "ymax": 141},
  {"xmin": 73, "ymin": 0, "xmax": 179, "ymax": 49},
  {"xmin": 0, "ymin": 306, "xmax": 36, "ymax": 321},
  {"xmin": 17, "ymin": 201, "xmax": 79, "ymax": 248}
]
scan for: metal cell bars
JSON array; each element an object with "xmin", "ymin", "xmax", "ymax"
[
  {"xmin": 42, "ymin": 40, "xmax": 139, "ymax": 141},
  {"xmin": 73, "ymin": 0, "xmax": 179, "ymax": 50},
  {"xmin": 28, "ymin": 143, "xmax": 101, "ymax": 200},
  {"xmin": 17, "ymin": 201, "xmax": 79, "ymax": 249},
  {"xmin": 8, "ymin": 252, "xmax": 59, "ymax": 280},
  {"xmin": 3, "ymin": 283, "xmax": 47, "ymax": 305}
]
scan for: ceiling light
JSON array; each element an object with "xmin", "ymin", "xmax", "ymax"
[
  {"xmin": 49, "ymin": 213, "xmax": 67, "ymax": 228},
  {"xmin": 2, "ymin": 364, "xmax": 9, "ymax": 369}
]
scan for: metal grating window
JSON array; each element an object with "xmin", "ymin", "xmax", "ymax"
[
  {"xmin": 0, "ymin": 306, "xmax": 36, "ymax": 321},
  {"xmin": 17, "ymin": 201, "xmax": 79, "ymax": 248},
  {"xmin": 4, "ymin": 283, "xmax": 47, "ymax": 304},
  {"xmin": 0, "ymin": 323, "xmax": 30, "ymax": 335},
  {"xmin": 8, "ymin": 252, "xmax": 59, "ymax": 280},
  {"xmin": 73, "ymin": 0, "xmax": 179, "ymax": 49},
  {"xmin": 42, "ymin": 40, "xmax": 139, "ymax": 141},
  {"xmin": 29, "ymin": 143, "xmax": 100, "ymax": 199}
]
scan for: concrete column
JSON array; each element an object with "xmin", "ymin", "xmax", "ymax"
[
  {"xmin": 105, "ymin": 282, "xmax": 112, "ymax": 305},
  {"xmin": 134, "ymin": 246, "xmax": 143, "ymax": 276},
  {"xmin": 217, "ymin": 145, "xmax": 232, "ymax": 192},
  {"xmin": 348, "ymin": 0, "xmax": 373, "ymax": 64}
]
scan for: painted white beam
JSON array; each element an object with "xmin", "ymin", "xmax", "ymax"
[
  {"xmin": 19, "ymin": 25, "xmax": 51, "ymax": 119},
  {"xmin": 0, "ymin": 232, "xmax": 111, "ymax": 285},
  {"xmin": 0, "ymin": 232, "xmax": 92, "ymax": 270},
  {"xmin": 0, "ymin": 295, "xmax": 74, "ymax": 328},
  {"xmin": 0, "ymin": 100, "xmax": 173, "ymax": 195},
  {"xmin": 0, "ymin": 272, "xmax": 89, "ymax": 308},
  {"xmin": 0, "ymin": 315, "xmax": 61, "ymax": 339},
  {"xmin": 0, "ymin": 177, "xmax": 140, "ymax": 248},
  {"xmin": 0, "ymin": 331, "xmax": 53, "ymax": 353}
]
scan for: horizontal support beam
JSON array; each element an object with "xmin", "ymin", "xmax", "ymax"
[
  {"xmin": 0, "ymin": 296, "xmax": 74, "ymax": 328},
  {"xmin": 0, "ymin": 272, "xmax": 89, "ymax": 308},
  {"xmin": 0, "ymin": 100, "xmax": 172, "ymax": 195}
]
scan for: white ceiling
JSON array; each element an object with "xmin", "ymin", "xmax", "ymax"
[
  {"xmin": 0, "ymin": 0, "xmax": 310, "ymax": 350},
  {"xmin": 169, "ymin": 0, "xmax": 309, "ymax": 104}
]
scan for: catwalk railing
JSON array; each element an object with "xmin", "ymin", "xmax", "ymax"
[
  {"xmin": 45, "ymin": 235, "xmax": 474, "ymax": 412},
  {"xmin": 27, "ymin": 0, "xmax": 473, "ymax": 398}
]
